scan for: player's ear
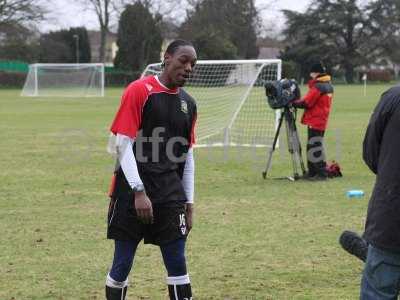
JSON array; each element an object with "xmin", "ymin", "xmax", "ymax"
[{"xmin": 163, "ymin": 53, "xmax": 172, "ymax": 67}]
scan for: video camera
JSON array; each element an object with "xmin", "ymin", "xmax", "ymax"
[{"xmin": 264, "ymin": 78, "xmax": 300, "ymax": 109}]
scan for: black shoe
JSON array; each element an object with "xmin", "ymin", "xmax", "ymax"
[
  {"xmin": 306, "ymin": 174, "xmax": 327, "ymax": 181},
  {"xmin": 339, "ymin": 230, "xmax": 368, "ymax": 262}
]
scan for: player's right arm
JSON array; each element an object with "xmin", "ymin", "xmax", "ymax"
[
  {"xmin": 110, "ymin": 82, "xmax": 153, "ymax": 224},
  {"xmin": 115, "ymin": 134, "xmax": 153, "ymax": 224}
]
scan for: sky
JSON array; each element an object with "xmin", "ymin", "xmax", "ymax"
[{"xmin": 40, "ymin": 0, "xmax": 310, "ymax": 34}]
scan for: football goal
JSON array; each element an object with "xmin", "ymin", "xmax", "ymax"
[
  {"xmin": 142, "ymin": 59, "xmax": 281, "ymax": 147},
  {"xmin": 21, "ymin": 63, "xmax": 104, "ymax": 97}
]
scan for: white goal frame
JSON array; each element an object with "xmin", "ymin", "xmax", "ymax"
[{"xmin": 21, "ymin": 63, "xmax": 105, "ymax": 97}]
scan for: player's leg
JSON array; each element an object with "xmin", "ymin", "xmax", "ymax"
[
  {"xmin": 160, "ymin": 238, "xmax": 192, "ymax": 300},
  {"xmin": 307, "ymin": 127, "xmax": 327, "ymax": 179},
  {"xmin": 314, "ymin": 130, "xmax": 327, "ymax": 177},
  {"xmin": 149, "ymin": 203, "xmax": 192, "ymax": 300},
  {"xmin": 106, "ymin": 169, "xmax": 146, "ymax": 299},
  {"xmin": 105, "ymin": 240, "xmax": 140, "ymax": 300},
  {"xmin": 306, "ymin": 127, "xmax": 317, "ymax": 177},
  {"xmin": 360, "ymin": 245, "xmax": 400, "ymax": 299}
]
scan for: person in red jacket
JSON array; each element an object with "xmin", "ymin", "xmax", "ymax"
[{"xmin": 293, "ymin": 62, "xmax": 334, "ymax": 180}]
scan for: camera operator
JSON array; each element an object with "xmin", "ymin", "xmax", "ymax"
[{"xmin": 292, "ymin": 62, "xmax": 334, "ymax": 181}]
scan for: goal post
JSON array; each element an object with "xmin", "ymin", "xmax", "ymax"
[
  {"xmin": 21, "ymin": 63, "xmax": 105, "ymax": 97},
  {"xmin": 142, "ymin": 59, "xmax": 281, "ymax": 148}
]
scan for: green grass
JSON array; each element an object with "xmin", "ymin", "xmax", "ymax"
[{"xmin": 0, "ymin": 83, "xmax": 393, "ymax": 299}]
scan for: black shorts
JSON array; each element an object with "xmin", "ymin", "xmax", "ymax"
[{"xmin": 107, "ymin": 192, "xmax": 188, "ymax": 245}]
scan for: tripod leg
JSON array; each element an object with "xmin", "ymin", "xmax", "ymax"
[
  {"xmin": 262, "ymin": 112, "xmax": 284, "ymax": 179},
  {"xmin": 285, "ymin": 112, "xmax": 300, "ymax": 180},
  {"xmin": 262, "ymin": 148, "xmax": 274, "ymax": 179}
]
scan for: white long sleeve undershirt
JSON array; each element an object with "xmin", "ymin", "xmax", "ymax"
[
  {"xmin": 115, "ymin": 134, "xmax": 143, "ymax": 190},
  {"xmin": 182, "ymin": 148, "xmax": 195, "ymax": 203}
]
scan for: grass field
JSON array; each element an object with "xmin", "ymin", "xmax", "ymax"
[{"xmin": 0, "ymin": 83, "xmax": 394, "ymax": 299}]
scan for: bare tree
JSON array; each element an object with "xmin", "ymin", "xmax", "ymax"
[
  {"xmin": 115, "ymin": 0, "xmax": 188, "ymax": 23},
  {"xmin": 0, "ymin": 0, "xmax": 45, "ymax": 28},
  {"xmin": 84, "ymin": 0, "xmax": 113, "ymax": 63},
  {"xmin": 86, "ymin": 0, "xmax": 175, "ymax": 63}
]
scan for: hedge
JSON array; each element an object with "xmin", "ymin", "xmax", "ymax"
[
  {"xmin": 0, "ymin": 71, "xmax": 27, "ymax": 87},
  {"xmin": 105, "ymin": 71, "xmax": 142, "ymax": 86},
  {"xmin": 364, "ymin": 69, "xmax": 393, "ymax": 82}
]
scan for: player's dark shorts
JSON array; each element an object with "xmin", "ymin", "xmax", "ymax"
[{"xmin": 107, "ymin": 191, "xmax": 188, "ymax": 245}]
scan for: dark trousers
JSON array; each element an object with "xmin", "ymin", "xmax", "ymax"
[{"xmin": 306, "ymin": 127, "xmax": 327, "ymax": 177}]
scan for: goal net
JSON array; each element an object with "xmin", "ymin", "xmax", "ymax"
[
  {"xmin": 21, "ymin": 63, "xmax": 104, "ymax": 97},
  {"xmin": 142, "ymin": 59, "xmax": 281, "ymax": 147}
]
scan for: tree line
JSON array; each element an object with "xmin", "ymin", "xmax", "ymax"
[
  {"xmin": 281, "ymin": 0, "xmax": 400, "ymax": 83},
  {"xmin": 0, "ymin": 0, "xmax": 259, "ymax": 72},
  {"xmin": 1, "ymin": 0, "xmax": 400, "ymax": 83}
]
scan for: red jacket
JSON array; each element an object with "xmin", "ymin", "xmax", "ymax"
[{"xmin": 299, "ymin": 75, "xmax": 333, "ymax": 131}]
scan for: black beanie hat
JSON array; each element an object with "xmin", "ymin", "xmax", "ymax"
[{"xmin": 310, "ymin": 62, "xmax": 326, "ymax": 73}]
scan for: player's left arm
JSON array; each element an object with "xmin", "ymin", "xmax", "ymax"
[
  {"xmin": 182, "ymin": 107, "xmax": 197, "ymax": 232},
  {"xmin": 182, "ymin": 148, "xmax": 195, "ymax": 232}
]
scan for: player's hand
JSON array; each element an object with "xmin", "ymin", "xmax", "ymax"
[
  {"xmin": 134, "ymin": 192, "xmax": 153, "ymax": 224},
  {"xmin": 185, "ymin": 203, "xmax": 194, "ymax": 232}
]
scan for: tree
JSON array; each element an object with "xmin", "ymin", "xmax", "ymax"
[
  {"xmin": 38, "ymin": 27, "xmax": 91, "ymax": 63},
  {"xmin": 281, "ymin": 0, "xmax": 372, "ymax": 83},
  {"xmin": 281, "ymin": 10, "xmax": 333, "ymax": 81},
  {"xmin": 179, "ymin": 0, "xmax": 259, "ymax": 59},
  {"xmin": 114, "ymin": 2, "xmax": 162, "ymax": 71},
  {"xmin": 314, "ymin": 0, "xmax": 371, "ymax": 83},
  {"xmin": 179, "ymin": 1, "xmax": 236, "ymax": 59},
  {"xmin": 0, "ymin": 0, "xmax": 45, "ymax": 29},
  {"xmin": 115, "ymin": 0, "xmax": 187, "ymax": 19},
  {"xmin": 68, "ymin": 27, "xmax": 91, "ymax": 63},
  {"xmin": 367, "ymin": 0, "xmax": 400, "ymax": 72},
  {"xmin": 39, "ymin": 30, "xmax": 74, "ymax": 63},
  {"xmin": 85, "ymin": 0, "xmax": 112, "ymax": 63},
  {"xmin": 0, "ymin": 24, "xmax": 39, "ymax": 61},
  {"xmin": 83, "ymin": 0, "xmax": 185, "ymax": 64},
  {"xmin": 225, "ymin": 0, "xmax": 259, "ymax": 58}
]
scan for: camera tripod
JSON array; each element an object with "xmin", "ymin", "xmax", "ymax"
[{"xmin": 262, "ymin": 105, "xmax": 306, "ymax": 181}]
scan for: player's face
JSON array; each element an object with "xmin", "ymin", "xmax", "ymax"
[{"xmin": 164, "ymin": 46, "xmax": 197, "ymax": 88}]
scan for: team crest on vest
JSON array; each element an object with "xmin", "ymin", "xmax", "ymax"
[{"xmin": 180, "ymin": 100, "xmax": 188, "ymax": 114}]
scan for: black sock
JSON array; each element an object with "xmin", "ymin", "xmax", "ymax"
[
  {"xmin": 105, "ymin": 285, "xmax": 127, "ymax": 300},
  {"xmin": 105, "ymin": 273, "xmax": 128, "ymax": 300},
  {"xmin": 167, "ymin": 274, "xmax": 192, "ymax": 300}
]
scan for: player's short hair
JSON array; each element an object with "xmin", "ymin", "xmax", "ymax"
[{"xmin": 165, "ymin": 39, "xmax": 194, "ymax": 55}]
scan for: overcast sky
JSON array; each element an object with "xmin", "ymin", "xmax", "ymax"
[{"xmin": 40, "ymin": 0, "xmax": 310, "ymax": 34}]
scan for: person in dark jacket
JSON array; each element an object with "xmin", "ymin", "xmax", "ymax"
[
  {"xmin": 359, "ymin": 85, "xmax": 400, "ymax": 299},
  {"xmin": 293, "ymin": 62, "xmax": 334, "ymax": 180}
]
